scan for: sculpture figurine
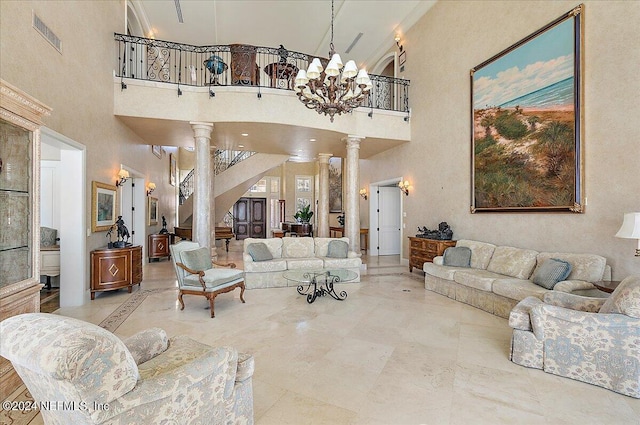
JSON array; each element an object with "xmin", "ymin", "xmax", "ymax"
[
  {"xmin": 113, "ymin": 216, "xmax": 130, "ymax": 248},
  {"xmin": 159, "ymin": 215, "xmax": 169, "ymax": 234},
  {"xmin": 417, "ymin": 222, "xmax": 453, "ymax": 240}
]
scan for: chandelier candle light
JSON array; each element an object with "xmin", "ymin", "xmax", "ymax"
[{"xmin": 295, "ymin": 0, "xmax": 372, "ymax": 122}]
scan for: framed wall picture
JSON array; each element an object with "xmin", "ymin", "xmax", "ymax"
[
  {"xmin": 296, "ymin": 175, "xmax": 311, "ymax": 193},
  {"xmin": 329, "ymin": 157, "xmax": 343, "ymax": 212},
  {"xmin": 169, "ymin": 153, "xmax": 176, "ymax": 186},
  {"xmin": 148, "ymin": 196, "xmax": 159, "ymax": 225},
  {"xmin": 470, "ymin": 5, "xmax": 583, "ymax": 213},
  {"xmin": 91, "ymin": 181, "xmax": 117, "ymax": 232},
  {"xmin": 152, "ymin": 145, "xmax": 162, "ymax": 159}
]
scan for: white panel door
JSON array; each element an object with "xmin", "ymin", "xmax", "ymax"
[{"xmin": 378, "ymin": 186, "xmax": 401, "ymax": 255}]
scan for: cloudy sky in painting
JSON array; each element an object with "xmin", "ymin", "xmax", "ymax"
[{"xmin": 473, "ymin": 18, "xmax": 574, "ymax": 109}]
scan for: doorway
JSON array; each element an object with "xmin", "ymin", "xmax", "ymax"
[
  {"xmin": 233, "ymin": 197, "xmax": 266, "ymax": 239},
  {"xmin": 41, "ymin": 128, "xmax": 86, "ymax": 307},
  {"xmin": 368, "ymin": 177, "xmax": 404, "ymax": 257}
]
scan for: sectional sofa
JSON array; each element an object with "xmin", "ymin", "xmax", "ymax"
[
  {"xmin": 423, "ymin": 239, "xmax": 611, "ymax": 318},
  {"xmin": 242, "ymin": 237, "xmax": 362, "ymax": 289}
]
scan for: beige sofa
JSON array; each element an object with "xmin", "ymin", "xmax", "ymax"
[
  {"xmin": 242, "ymin": 237, "xmax": 362, "ymax": 289},
  {"xmin": 423, "ymin": 239, "xmax": 611, "ymax": 318}
]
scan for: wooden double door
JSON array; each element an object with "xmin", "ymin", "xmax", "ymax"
[{"xmin": 233, "ymin": 197, "xmax": 266, "ymax": 240}]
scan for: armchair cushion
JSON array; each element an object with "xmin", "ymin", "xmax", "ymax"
[
  {"xmin": 531, "ymin": 258, "xmax": 572, "ymax": 289},
  {"xmin": 599, "ymin": 275, "xmax": 640, "ymax": 318},
  {"xmin": 183, "ymin": 268, "xmax": 244, "ymax": 289},
  {"xmin": 327, "ymin": 240, "xmax": 348, "ymax": 258},
  {"xmin": 180, "ymin": 247, "xmax": 212, "ymax": 271},
  {"xmin": 443, "ymin": 246, "xmax": 471, "ymax": 267},
  {"xmin": 122, "ymin": 328, "xmax": 169, "ymax": 365},
  {"xmin": 247, "ymin": 242, "xmax": 273, "ymax": 261}
]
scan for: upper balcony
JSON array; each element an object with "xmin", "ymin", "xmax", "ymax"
[{"xmin": 113, "ymin": 34, "xmax": 411, "ymax": 159}]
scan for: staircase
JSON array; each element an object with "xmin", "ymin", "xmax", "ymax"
[{"xmin": 178, "ymin": 150, "xmax": 289, "ymax": 225}]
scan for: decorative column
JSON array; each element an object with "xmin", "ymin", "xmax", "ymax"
[
  {"xmin": 343, "ymin": 135, "xmax": 364, "ymax": 254},
  {"xmin": 190, "ymin": 122, "xmax": 214, "ymax": 255},
  {"xmin": 317, "ymin": 153, "xmax": 331, "ymax": 237}
]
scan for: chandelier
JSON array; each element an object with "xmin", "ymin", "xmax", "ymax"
[{"xmin": 294, "ymin": 0, "xmax": 372, "ymax": 122}]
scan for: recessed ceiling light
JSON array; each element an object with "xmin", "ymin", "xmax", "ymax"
[
  {"xmin": 238, "ymin": 144, "xmax": 244, "ymax": 148},
  {"xmin": 309, "ymin": 138, "xmax": 316, "ymax": 142},
  {"xmin": 241, "ymin": 133, "xmax": 249, "ymax": 137}
]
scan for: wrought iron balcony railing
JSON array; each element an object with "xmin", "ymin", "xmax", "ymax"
[{"xmin": 114, "ymin": 33, "xmax": 410, "ymax": 114}]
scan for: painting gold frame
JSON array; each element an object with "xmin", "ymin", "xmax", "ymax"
[
  {"xmin": 470, "ymin": 5, "xmax": 584, "ymax": 213},
  {"xmin": 148, "ymin": 196, "xmax": 159, "ymax": 225},
  {"xmin": 92, "ymin": 181, "xmax": 118, "ymax": 232}
]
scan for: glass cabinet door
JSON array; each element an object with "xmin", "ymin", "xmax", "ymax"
[{"xmin": 0, "ymin": 120, "xmax": 33, "ymax": 287}]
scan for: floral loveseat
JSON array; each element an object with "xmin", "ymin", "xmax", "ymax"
[
  {"xmin": 242, "ymin": 237, "xmax": 361, "ymax": 289},
  {"xmin": 423, "ymin": 239, "xmax": 611, "ymax": 318}
]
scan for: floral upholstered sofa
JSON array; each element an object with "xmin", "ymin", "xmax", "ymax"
[
  {"xmin": 242, "ymin": 237, "xmax": 361, "ymax": 289},
  {"xmin": 422, "ymin": 239, "xmax": 611, "ymax": 318}
]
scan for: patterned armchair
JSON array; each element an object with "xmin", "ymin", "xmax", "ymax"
[
  {"xmin": 0, "ymin": 313, "xmax": 254, "ymax": 424},
  {"xmin": 509, "ymin": 275, "xmax": 640, "ymax": 398}
]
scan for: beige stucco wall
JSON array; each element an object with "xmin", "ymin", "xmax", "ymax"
[
  {"xmin": 0, "ymin": 1, "xmax": 178, "ymax": 295},
  {"xmin": 361, "ymin": 0, "xmax": 640, "ymax": 278}
]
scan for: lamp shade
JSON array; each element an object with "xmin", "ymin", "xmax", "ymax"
[
  {"xmin": 615, "ymin": 212, "xmax": 640, "ymax": 239},
  {"xmin": 118, "ymin": 169, "xmax": 130, "ymax": 180}
]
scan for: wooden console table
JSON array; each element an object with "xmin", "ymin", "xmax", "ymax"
[
  {"xmin": 148, "ymin": 233, "xmax": 170, "ymax": 262},
  {"xmin": 90, "ymin": 245, "xmax": 142, "ymax": 299},
  {"xmin": 329, "ymin": 226, "xmax": 369, "ymax": 253},
  {"xmin": 408, "ymin": 237, "xmax": 456, "ymax": 272}
]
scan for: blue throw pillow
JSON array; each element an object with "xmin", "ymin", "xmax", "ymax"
[
  {"xmin": 442, "ymin": 246, "xmax": 471, "ymax": 267},
  {"xmin": 531, "ymin": 258, "xmax": 572, "ymax": 289},
  {"xmin": 327, "ymin": 240, "xmax": 348, "ymax": 258},
  {"xmin": 247, "ymin": 242, "xmax": 273, "ymax": 262}
]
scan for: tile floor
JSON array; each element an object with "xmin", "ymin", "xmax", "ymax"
[{"xmin": 38, "ymin": 241, "xmax": 640, "ymax": 423}]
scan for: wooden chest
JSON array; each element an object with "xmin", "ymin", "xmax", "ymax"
[{"xmin": 408, "ymin": 237, "xmax": 457, "ymax": 272}]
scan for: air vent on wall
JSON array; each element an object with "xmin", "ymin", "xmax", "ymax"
[{"xmin": 33, "ymin": 12, "xmax": 62, "ymax": 53}]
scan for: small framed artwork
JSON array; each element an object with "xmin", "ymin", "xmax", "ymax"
[
  {"xmin": 169, "ymin": 153, "xmax": 176, "ymax": 186},
  {"xmin": 148, "ymin": 196, "xmax": 159, "ymax": 225},
  {"xmin": 399, "ymin": 51, "xmax": 406, "ymax": 66},
  {"xmin": 92, "ymin": 181, "xmax": 117, "ymax": 232},
  {"xmin": 329, "ymin": 157, "xmax": 343, "ymax": 212},
  {"xmin": 296, "ymin": 176, "xmax": 311, "ymax": 193},
  {"xmin": 152, "ymin": 145, "xmax": 162, "ymax": 159}
]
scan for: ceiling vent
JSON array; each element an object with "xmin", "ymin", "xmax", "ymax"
[
  {"xmin": 344, "ymin": 32, "xmax": 363, "ymax": 54},
  {"xmin": 33, "ymin": 12, "xmax": 62, "ymax": 53},
  {"xmin": 175, "ymin": 0, "xmax": 184, "ymax": 23}
]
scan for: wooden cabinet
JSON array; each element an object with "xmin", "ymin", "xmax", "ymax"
[
  {"xmin": 90, "ymin": 245, "xmax": 142, "ymax": 299},
  {"xmin": 148, "ymin": 233, "xmax": 170, "ymax": 262},
  {"xmin": 408, "ymin": 237, "xmax": 456, "ymax": 272},
  {"xmin": 0, "ymin": 79, "xmax": 52, "ymax": 400}
]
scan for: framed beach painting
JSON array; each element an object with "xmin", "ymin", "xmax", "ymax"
[
  {"xmin": 470, "ymin": 5, "xmax": 584, "ymax": 213},
  {"xmin": 92, "ymin": 181, "xmax": 117, "ymax": 232}
]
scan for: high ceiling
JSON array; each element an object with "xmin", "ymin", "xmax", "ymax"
[
  {"xmin": 124, "ymin": 0, "xmax": 437, "ymax": 159},
  {"xmin": 134, "ymin": 0, "xmax": 436, "ymax": 69}
]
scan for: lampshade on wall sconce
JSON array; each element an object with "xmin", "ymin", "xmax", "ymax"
[
  {"xmin": 615, "ymin": 212, "xmax": 640, "ymax": 256},
  {"xmin": 398, "ymin": 180, "xmax": 410, "ymax": 196},
  {"xmin": 146, "ymin": 182, "xmax": 156, "ymax": 196},
  {"xmin": 395, "ymin": 34, "xmax": 403, "ymax": 52},
  {"xmin": 116, "ymin": 169, "xmax": 130, "ymax": 187},
  {"xmin": 359, "ymin": 188, "xmax": 368, "ymax": 200}
]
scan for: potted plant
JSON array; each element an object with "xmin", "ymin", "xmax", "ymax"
[{"xmin": 294, "ymin": 204, "xmax": 314, "ymax": 223}]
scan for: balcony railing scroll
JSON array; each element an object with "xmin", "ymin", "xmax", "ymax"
[{"xmin": 115, "ymin": 33, "xmax": 410, "ymax": 113}]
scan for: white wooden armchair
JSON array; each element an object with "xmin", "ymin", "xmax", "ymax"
[{"xmin": 169, "ymin": 241, "xmax": 245, "ymax": 318}]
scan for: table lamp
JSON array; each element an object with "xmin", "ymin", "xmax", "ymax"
[{"xmin": 615, "ymin": 212, "xmax": 640, "ymax": 256}]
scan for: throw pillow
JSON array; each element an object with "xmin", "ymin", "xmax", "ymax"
[
  {"xmin": 247, "ymin": 242, "xmax": 273, "ymax": 262},
  {"xmin": 180, "ymin": 247, "xmax": 212, "ymax": 272},
  {"xmin": 40, "ymin": 227, "xmax": 57, "ymax": 247},
  {"xmin": 599, "ymin": 276, "xmax": 640, "ymax": 319},
  {"xmin": 531, "ymin": 258, "xmax": 572, "ymax": 290},
  {"xmin": 327, "ymin": 240, "xmax": 348, "ymax": 258},
  {"xmin": 442, "ymin": 246, "xmax": 471, "ymax": 267}
]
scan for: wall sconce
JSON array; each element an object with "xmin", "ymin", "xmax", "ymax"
[
  {"xmin": 398, "ymin": 180, "xmax": 410, "ymax": 196},
  {"xmin": 615, "ymin": 212, "xmax": 640, "ymax": 256},
  {"xmin": 146, "ymin": 182, "xmax": 156, "ymax": 196},
  {"xmin": 116, "ymin": 169, "xmax": 130, "ymax": 187},
  {"xmin": 359, "ymin": 188, "xmax": 368, "ymax": 200},
  {"xmin": 395, "ymin": 34, "xmax": 403, "ymax": 52}
]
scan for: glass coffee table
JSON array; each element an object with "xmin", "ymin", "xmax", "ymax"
[{"xmin": 283, "ymin": 269, "xmax": 358, "ymax": 304}]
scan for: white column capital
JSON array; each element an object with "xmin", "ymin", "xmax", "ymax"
[
  {"xmin": 342, "ymin": 135, "xmax": 365, "ymax": 148},
  {"xmin": 190, "ymin": 122, "xmax": 214, "ymax": 139},
  {"xmin": 318, "ymin": 153, "xmax": 332, "ymax": 164}
]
